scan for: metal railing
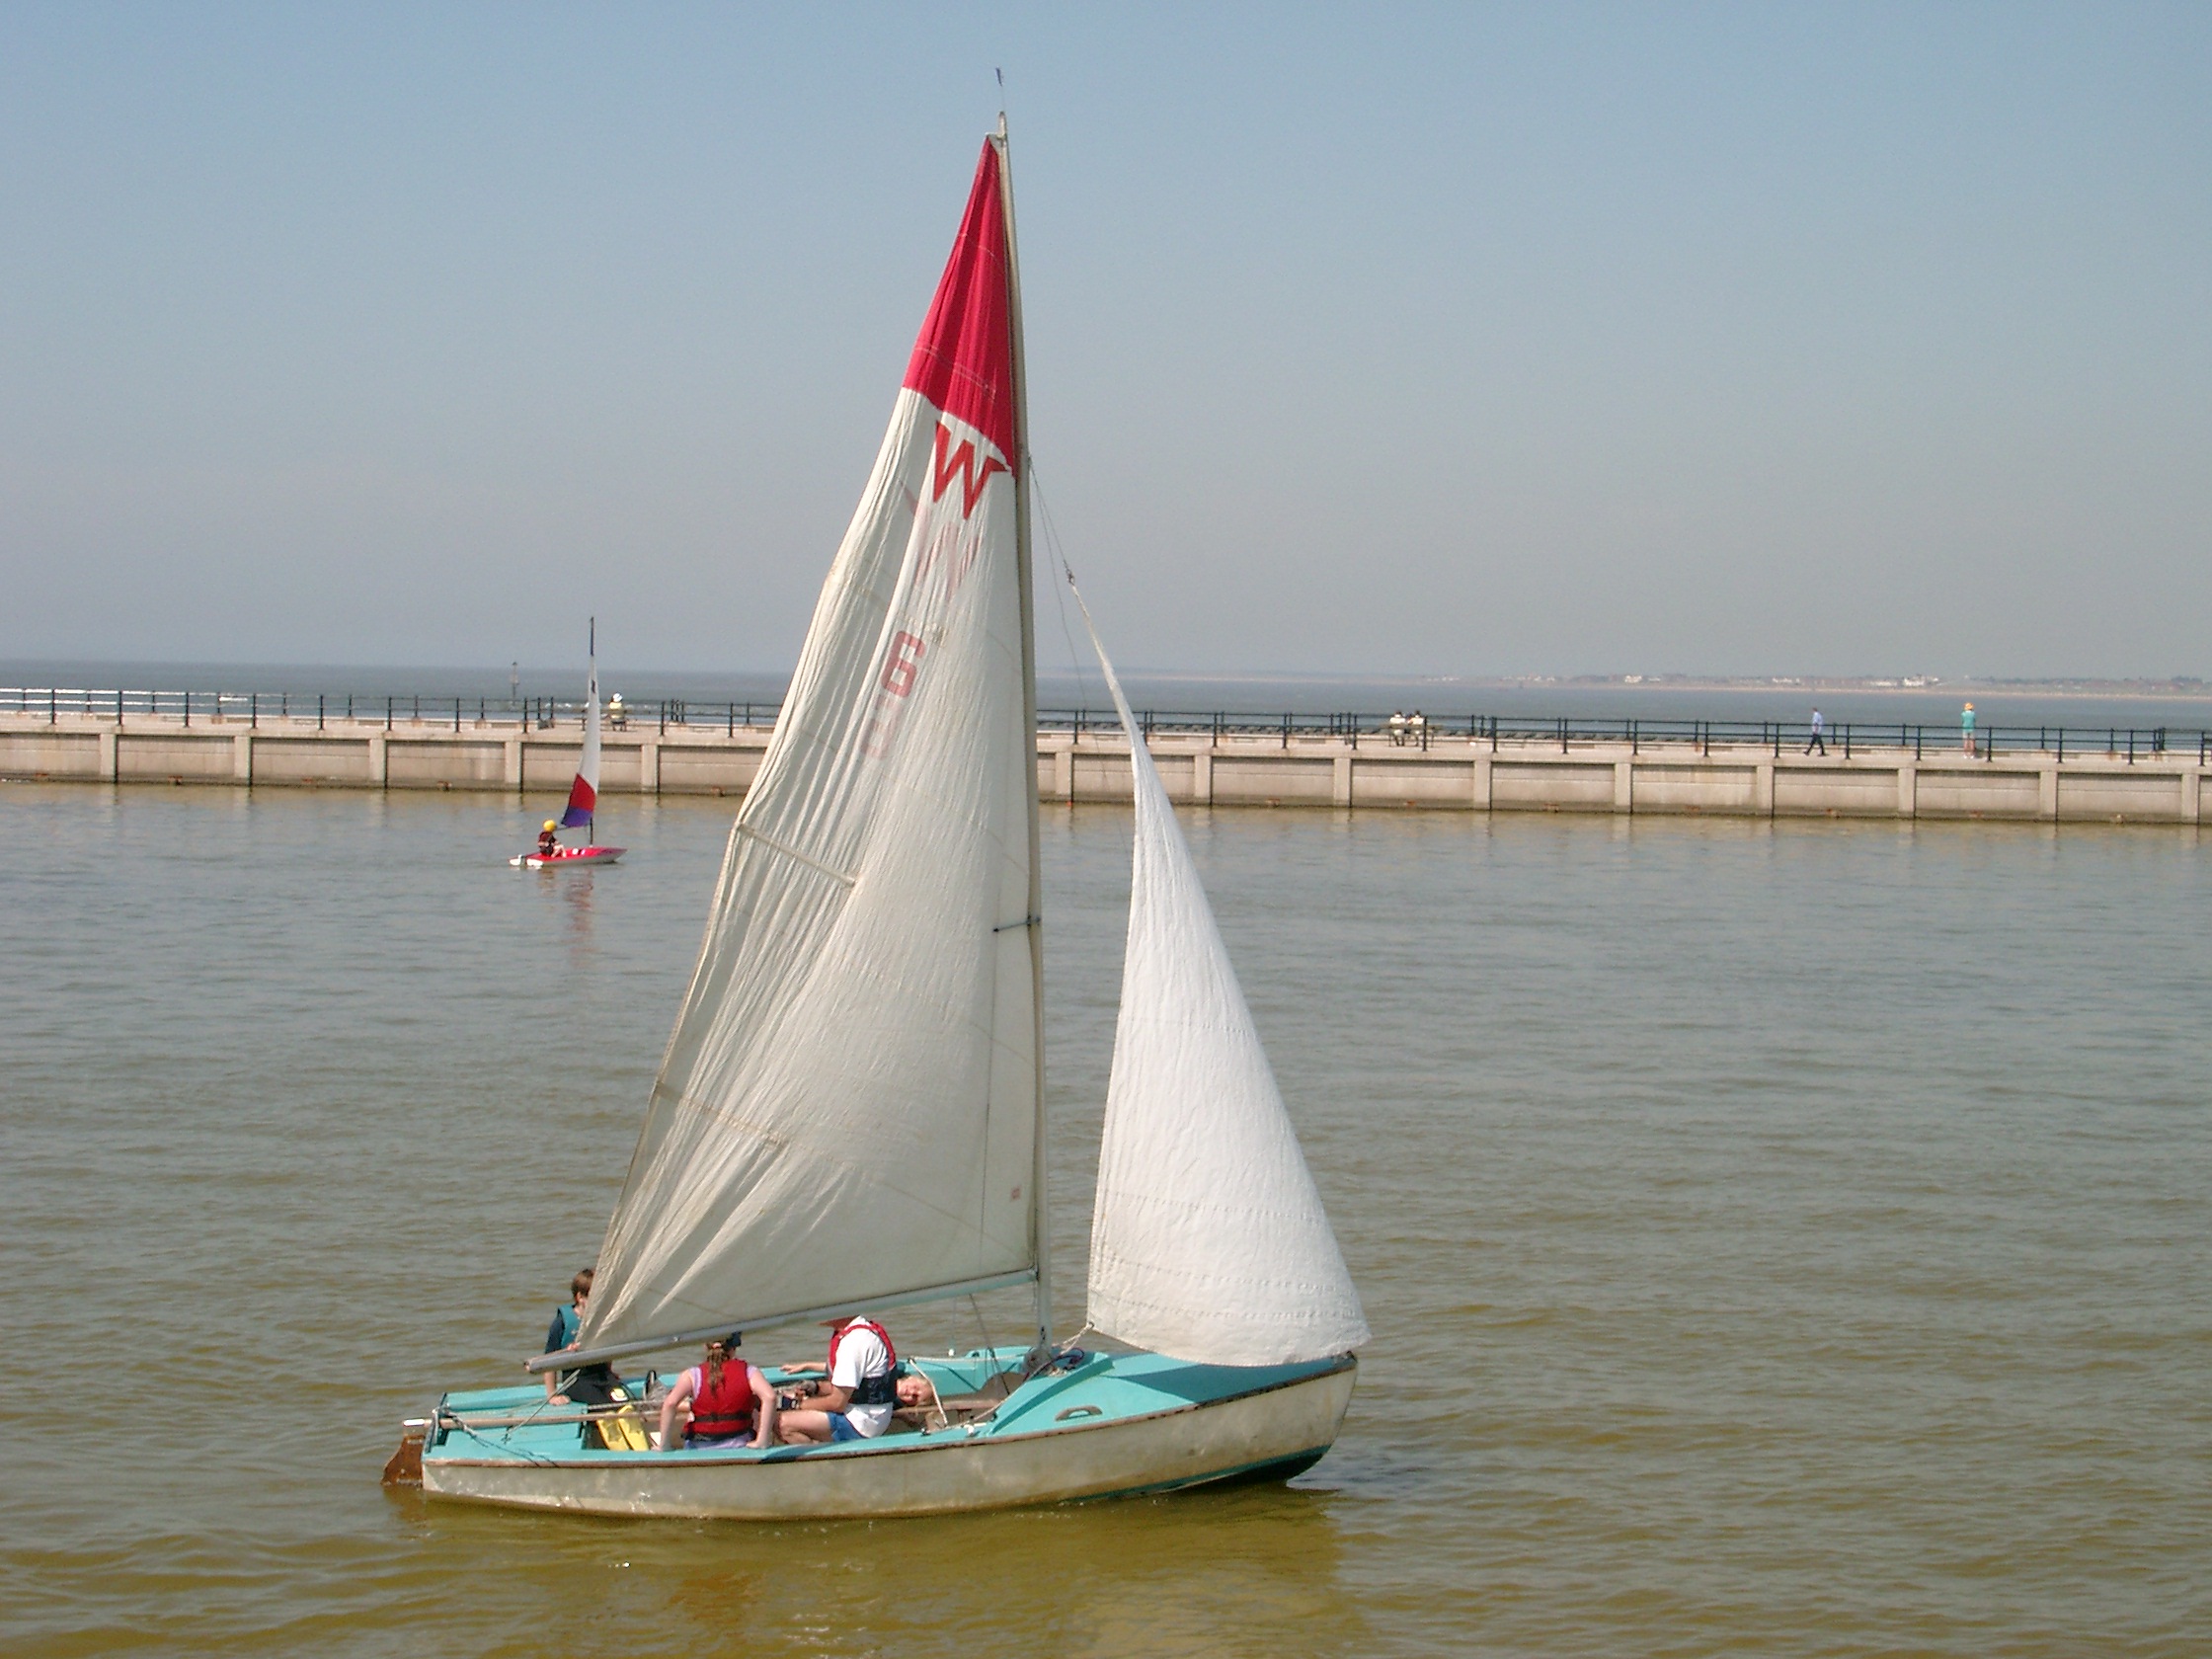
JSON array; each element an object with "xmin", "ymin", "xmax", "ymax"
[
  {"xmin": 1038, "ymin": 708, "xmax": 2210, "ymax": 764},
  {"xmin": 6, "ymin": 688, "xmax": 2208, "ymax": 764},
  {"xmin": 0, "ymin": 687, "xmax": 780, "ymax": 736}
]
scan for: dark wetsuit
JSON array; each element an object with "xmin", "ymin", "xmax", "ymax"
[{"xmin": 544, "ymin": 1304, "xmax": 619, "ymax": 1406}]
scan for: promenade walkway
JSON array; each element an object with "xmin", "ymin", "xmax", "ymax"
[{"xmin": 5, "ymin": 691, "xmax": 2205, "ymax": 823}]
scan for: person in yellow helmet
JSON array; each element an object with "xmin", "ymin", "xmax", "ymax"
[{"xmin": 537, "ymin": 819, "xmax": 561, "ymax": 859}]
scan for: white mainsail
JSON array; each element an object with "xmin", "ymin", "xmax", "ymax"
[
  {"xmin": 1078, "ymin": 604, "xmax": 1370, "ymax": 1367},
  {"xmin": 580, "ymin": 140, "xmax": 1043, "ymax": 1354}
]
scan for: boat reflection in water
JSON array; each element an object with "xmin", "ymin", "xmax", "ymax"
[{"xmin": 418, "ymin": 1478, "xmax": 1363, "ymax": 1656}]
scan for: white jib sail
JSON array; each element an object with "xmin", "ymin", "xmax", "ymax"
[
  {"xmin": 1077, "ymin": 603, "xmax": 1370, "ymax": 1367},
  {"xmin": 580, "ymin": 144, "xmax": 1039, "ymax": 1354}
]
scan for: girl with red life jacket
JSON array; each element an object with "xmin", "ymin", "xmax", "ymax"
[
  {"xmin": 656, "ymin": 1333, "xmax": 778, "ymax": 1452},
  {"xmin": 776, "ymin": 1316, "xmax": 900, "ymax": 1445}
]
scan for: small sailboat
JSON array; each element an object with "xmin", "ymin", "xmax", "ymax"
[
  {"xmin": 512, "ymin": 619, "xmax": 625, "ymax": 868},
  {"xmin": 403, "ymin": 128, "xmax": 1365, "ymax": 1518}
]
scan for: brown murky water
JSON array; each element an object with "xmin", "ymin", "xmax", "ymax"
[{"xmin": 2, "ymin": 786, "xmax": 2205, "ymax": 1655}]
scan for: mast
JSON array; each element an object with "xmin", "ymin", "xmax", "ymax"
[
  {"xmin": 587, "ymin": 616, "xmax": 595, "ymax": 839},
  {"xmin": 561, "ymin": 615, "xmax": 603, "ymax": 838},
  {"xmin": 994, "ymin": 118, "xmax": 1052, "ymax": 1357}
]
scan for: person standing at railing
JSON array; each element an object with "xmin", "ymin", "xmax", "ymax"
[
  {"xmin": 1804, "ymin": 709, "xmax": 1826, "ymax": 755},
  {"xmin": 1961, "ymin": 702, "xmax": 1976, "ymax": 757}
]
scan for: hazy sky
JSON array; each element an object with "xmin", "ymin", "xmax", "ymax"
[{"xmin": 3, "ymin": 3, "xmax": 2206, "ymax": 677}]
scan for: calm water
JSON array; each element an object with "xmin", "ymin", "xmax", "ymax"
[{"xmin": 2, "ymin": 786, "xmax": 2206, "ymax": 1656}]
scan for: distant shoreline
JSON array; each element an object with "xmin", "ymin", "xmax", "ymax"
[
  {"xmin": 6, "ymin": 662, "xmax": 2209, "ymax": 709},
  {"xmin": 1508, "ymin": 681, "xmax": 2212, "ymax": 705}
]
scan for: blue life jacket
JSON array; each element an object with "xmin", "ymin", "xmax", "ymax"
[{"xmin": 544, "ymin": 1304, "xmax": 614, "ymax": 1396}]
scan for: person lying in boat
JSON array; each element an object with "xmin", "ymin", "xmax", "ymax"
[
  {"xmin": 656, "ymin": 1333, "xmax": 777, "ymax": 1451},
  {"xmin": 537, "ymin": 820, "xmax": 561, "ymax": 859},
  {"xmin": 771, "ymin": 1371, "xmax": 931, "ymax": 1409},
  {"xmin": 776, "ymin": 1314, "xmax": 899, "ymax": 1445},
  {"xmin": 543, "ymin": 1268, "xmax": 620, "ymax": 1408}
]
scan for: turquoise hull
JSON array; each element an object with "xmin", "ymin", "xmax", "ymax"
[{"xmin": 413, "ymin": 1347, "xmax": 1356, "ymax": 1518}]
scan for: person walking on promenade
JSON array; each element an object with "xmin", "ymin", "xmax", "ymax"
[
  {"xmin": 1961, "ymin": 701, "xmax": 1976, "ymax": 757},
  {"xmin": 1804, "ymin": 709, "xmax": 1826, "ymax": 755}
]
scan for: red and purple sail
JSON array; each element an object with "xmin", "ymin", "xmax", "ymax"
[{"xmin": 560, "ymin": 626, "xmax": 601, "ymax": 830}]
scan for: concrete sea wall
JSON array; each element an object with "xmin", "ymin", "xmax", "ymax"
[{"xmin": 3, "ymin": 712, "xmax": 2205, "ymax": 824}]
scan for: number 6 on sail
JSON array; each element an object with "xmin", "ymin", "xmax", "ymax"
[{"xmin": 399, "ymin": 124, "xmax": 1367, "ymax": 1519}]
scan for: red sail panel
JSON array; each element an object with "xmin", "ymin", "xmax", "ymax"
[
  {"xmin": 903, "ymin": 141, "xmax": 1016, "ymax": 463},
  {"xmin": 560, "ymin": 775, "xmax": 596, "ymax": 828}
]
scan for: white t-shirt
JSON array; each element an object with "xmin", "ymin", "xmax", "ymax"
[{"xmin": 830, "ymin": 1325, "xmax": 894, "ymax": 1438}]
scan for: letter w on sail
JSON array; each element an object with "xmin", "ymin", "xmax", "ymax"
[{"xmin": 931, "ymin": 424, "xmax": 1008, "ymax": 518}]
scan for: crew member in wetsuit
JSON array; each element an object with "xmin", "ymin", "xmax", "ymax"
[
  {"xmin": 657, "ymin": 1333, "xmax": 778, "ymax": 1451},
  {"xmin": 777, "ymin": 1315, "xmax": 900, "ymax": 1445},
  {"xmin": 537, "ymin": 820, "xmax": 561, "ymax": 859},
  {"xmin": 544, "ymin": 1268, "xmax": 620, "ymax": 1408}
]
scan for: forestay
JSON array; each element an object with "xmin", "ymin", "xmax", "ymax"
[
  {"xmin": 1078, "ymin": 606, "xmax": 1370, "ymax": 1367},
  {"xmin": 580, "ymin": 142, "xmax": 1041, "ymax": 1353}
]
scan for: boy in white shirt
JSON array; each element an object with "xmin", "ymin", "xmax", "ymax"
[{"xmin": 776, "ymin": 1315, "xmax": 899, "ymax": 1444}]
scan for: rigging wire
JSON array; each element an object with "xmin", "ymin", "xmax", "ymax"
[
  {"xmin": 1031, "ymin": 463, "xmax": 1146, "ymax": 838},
  {"xmin": 1028, "ymin": 463, "xmax": 1094, "ymax": 714},
  {"xmin": 966, "ymin": 1294, "xmax": 1007, "ymax": 1395},
  {"xmin": 914, "ymin": 1368, "xmax": 949, "ymax": 1433}
]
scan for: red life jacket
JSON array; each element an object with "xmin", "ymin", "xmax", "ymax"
[
  {"xmin": 828, "ymin": 1319, "xmax": 899, "ymax": 1407},
  {"xmin": 687, "ymin": 1360, "xmax": 756, "ymax": 1442}
]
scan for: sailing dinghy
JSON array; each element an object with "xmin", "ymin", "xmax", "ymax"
[
  {"xmin": 402, "ymin": 129, "xmax": 1366, "ymax": 1518},
  {"xmin": 512, "ymin": 619, "xmax": 625, "ymax": 868}
]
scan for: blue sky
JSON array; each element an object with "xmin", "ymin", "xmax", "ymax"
[{"xmin": 2, "ymin": 3, "xmax": 2206, "ymax": 676}]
